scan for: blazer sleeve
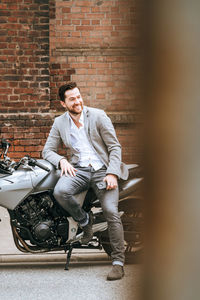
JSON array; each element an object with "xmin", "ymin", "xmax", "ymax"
[
  {"xmin": 42, "ymin": 119, "xmax": 65, "ymax": 168},
  {"xmin": 98, "ymin": 111, "xmax": 122, "ymax": 178}
]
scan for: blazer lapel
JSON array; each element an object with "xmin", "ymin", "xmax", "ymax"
[
  {"xmin": 83, "ymin": 106, "xmax": 90, "ymax": 139},
  {"xmin": 62, "ymin": 111, "xmax": 71, "ymax": 147}
]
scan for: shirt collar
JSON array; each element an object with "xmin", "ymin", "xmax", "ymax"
[
  {"xmin": 79, "ymin": 111, "xmax": 84, "ymax": 125},
  {"xmin": 69, "ymin": 111, "xmax": 84, "ymax": 129}
]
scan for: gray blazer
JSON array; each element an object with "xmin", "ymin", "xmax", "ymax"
[{"xmin": 42, "ymin": 106, "xmax": 129, "ymax": 180}]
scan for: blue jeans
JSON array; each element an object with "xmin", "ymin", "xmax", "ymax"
[{"xmin": 53, "ymin": 165, "xmax": 125, "ymax": 264}]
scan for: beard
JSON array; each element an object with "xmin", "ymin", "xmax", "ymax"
[{"xmin": 68, "ymin": 102, "xmax": 83, "ymax": 115}]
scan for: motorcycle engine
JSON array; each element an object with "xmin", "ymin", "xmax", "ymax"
[
  {"xmin": 32, "ymin": 220, "xmax": 53, "ymax": 242},
  {"xmin": 14, "ymin": 192, "xmax": 69, "ymax": 246}
]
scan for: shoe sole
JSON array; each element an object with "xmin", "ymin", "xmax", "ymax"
[{"xmin": 106, "ymin": 273, "xmax": 125, "ymax": 281}]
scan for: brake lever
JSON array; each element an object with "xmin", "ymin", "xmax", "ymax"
[{"xmin": 16, "ymin": 157, "xmax": 37, "ymax": 175}]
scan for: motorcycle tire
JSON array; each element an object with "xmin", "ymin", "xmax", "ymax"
[{"xmin": 101, "ymin": 197, "xmax": 144, "ymax": 264}]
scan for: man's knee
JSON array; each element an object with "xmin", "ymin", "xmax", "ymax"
[
  {"xmin": 53, "ymin": 183, "xmax": 73, "ymax": 199},
  {"xmin": 102, "ymin": 205, "xmax": 120, "ymax": 222}
]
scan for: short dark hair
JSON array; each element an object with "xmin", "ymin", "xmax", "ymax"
[{"xmin": 58, "ymin": 82, "xmax": 78, "ymax": 102}]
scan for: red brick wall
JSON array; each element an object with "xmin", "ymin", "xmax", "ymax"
[
  {"xmin": 0, "ymin": 0, "xmax": 50, "ymax": 160},
  {"xmin": 50, "ymin": 0, "xmax": 138, "ymax": 112},
  {"xmin": 0, "ymin": 0, "xmax": 50, "ymax": 113},
  {"xmin": 0, "ymin": 113, "xmax": 52, "ymax": 159},
  {"xmin": 0, "ymin": 0, "xmax": 142, "ymax": 164}
]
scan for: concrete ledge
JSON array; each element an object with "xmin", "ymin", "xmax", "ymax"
[
  {"xmin": 0, "ymin": 252, "xmax": 109, "ymax": 264},
  {"xmin": 53, "ymin": 47, "xmax": 137, "ymax": 57}
]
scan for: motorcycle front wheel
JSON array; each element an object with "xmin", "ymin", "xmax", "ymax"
[{"xmin": 101, "ymin": 197, "xmax": 144, "ymax": 264}]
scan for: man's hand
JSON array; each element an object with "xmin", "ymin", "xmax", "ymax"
[
  {"xmin": 60, "ymin": 158, "xmax": 77, "ymax": 177},
  {"xmin": 103, "ymin": 174, "xmax": 118, "ymax": 190}
]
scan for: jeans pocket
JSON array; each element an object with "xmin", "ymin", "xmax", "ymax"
[{"xmin": 99, "ymin": 165, "xmax": 107, "ymax": 171}]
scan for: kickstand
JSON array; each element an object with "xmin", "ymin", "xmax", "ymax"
[{"xmin": 64, "ymin": 244, "xmax": 73, "ymax": 271}]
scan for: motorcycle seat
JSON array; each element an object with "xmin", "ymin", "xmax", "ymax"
[
  {"xmin": 127, "ymin": 164, "xmax": 139, "ymax": 170},
  {"xmin": 126, "ymin": 164, "xmax": 143, "ymax": 180}
]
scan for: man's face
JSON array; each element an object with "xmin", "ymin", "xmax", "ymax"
[{"xmin": 60, "ymin": 87, "xmax": 83, "ymax": 115}]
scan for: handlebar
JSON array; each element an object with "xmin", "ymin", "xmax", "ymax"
[
  {"xmin": 0, "ymin": 140, "xmax": 50, "ymax": 173},
  {"xmin": 26, "ymin": 156, "xmax": 50, "ymax": 172}
]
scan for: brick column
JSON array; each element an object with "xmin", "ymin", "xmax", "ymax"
[{"xmin": 0, "ymin": 0, "xmax": 50, "ymax": 159}]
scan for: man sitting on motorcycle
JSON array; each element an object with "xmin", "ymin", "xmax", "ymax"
[{"xmin": 42, "ymin": 81, "xmax": 129, "ymax": 281}]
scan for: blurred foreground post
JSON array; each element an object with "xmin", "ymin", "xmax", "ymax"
[{"xmin": 145, "ymin": 1, "xmax": 200, "ymax": 299}]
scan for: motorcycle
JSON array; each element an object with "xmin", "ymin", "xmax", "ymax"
[{"xmin": 0, "ymin": 138, "xmax": 143, "ymax": 270}]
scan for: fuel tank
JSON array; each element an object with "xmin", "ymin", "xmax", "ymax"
[
  {"xmin": 0, "ymin": 160, "xmax": 59, "ymax": 210},
  {"xmin": 0, "ymin": 168, "xmax": 33, "ymax": 210},
  {"xmin": 30, "ymin": 159, "xmax": 60, "ymax": 192}
]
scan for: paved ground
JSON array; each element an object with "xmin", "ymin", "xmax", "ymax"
[{"xmin": 0, "ymin": 262, "xmax": 142, "ymax": 300}]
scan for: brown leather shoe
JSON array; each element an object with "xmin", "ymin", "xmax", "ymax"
[
  {"xmin": 107, "ymin": 265, "xmax": 124, "ymax": 281},
  {"xmin": 81, "ymin": 213, "xmax": 93, "ymax": 244}
]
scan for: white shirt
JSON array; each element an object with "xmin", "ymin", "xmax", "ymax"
[{"xmin": 69, "ymin": 112, "xmax": 104, "ymax": 171}]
